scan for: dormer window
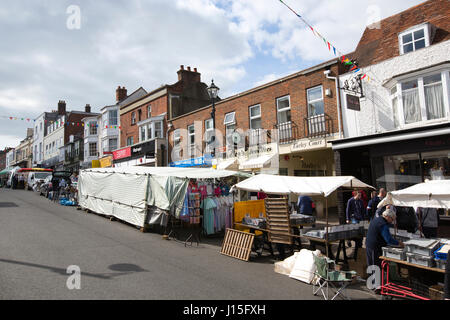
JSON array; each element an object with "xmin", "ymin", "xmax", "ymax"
[{"xmin": 399, "ymin": 23, "xmax": 431, "ymax": 55}]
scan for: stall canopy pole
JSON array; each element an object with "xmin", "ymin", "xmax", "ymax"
[{"xmin": 325, "ymin": 196, "xmax": 329, "ymax": 257}]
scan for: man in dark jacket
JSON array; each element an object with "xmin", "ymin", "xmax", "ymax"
[
  {"xmin": 366, "ymin": 208, "xmax": 404, "ymax": 270},
  {"xmin": 346, "ymin": 191, "xmax": 365, "ymax": 224}
]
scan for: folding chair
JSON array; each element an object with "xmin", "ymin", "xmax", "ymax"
[{"xmin": 312, "ymin": 254, "xmax": 357, "ymax": 300}]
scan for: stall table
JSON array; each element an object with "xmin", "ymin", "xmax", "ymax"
[{"xmin": 379, "ymin": 256, "xmax": 445, "ymax": 300}]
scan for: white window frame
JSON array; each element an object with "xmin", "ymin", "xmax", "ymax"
[
  {"xmin": 224, "ymin": 112, "xmax": 236, "ymax": 125},
  {"xmin": 109, "ymin": 109, "xmax": 118, "ymax": 126},
  {"xmin": 140, "ymin": 125, "xmax": 147, "ymax": 142},
  {"xmin": 249, "ymin": 104, "xmax": 261, "ymax": 130},
  {"xmin": 398, "ymin": 23, "xmax": 431, "ymax": 55},
  {"xmin": 394, "ymin": 68, "xmax": 450, "ymax": 127},
  {"xmin": 89, "ymin": 121, "xmax": 97, "ymax": 135},
  {"xmin": 109, "ymin": 138, "xmax": 118, "ymax": 152},
  {"xmin": 390, "ymin": 86, "xmax": 400, "ymax": 128},
  {"xmin": 204, "ymin": 119, "xmax": 214, "ymax": 153},
  {"xmin": 307, "ymin": 85, "xmax": 325, "ymax": 117},
  {"xmin": 89, "ymin": 142, "xmax": 97, "ymax": 157},
  {"xmin": 131, "ymin": 112, "xmax": 136, "ymax": 125},
  {"xmin": 276, "ymin": 95, "xmax": 291, "ymax": 124},
  {"xmin": 126, "ymin": 136, "xmax": 134, "ymax": 146},
  {"xmin": 188, "ymin": 124, "xmax": 195, "ymax": 158},
  {"xmin": 173, "ymin": 129, "xmax": 181, "ymax": 148},
  {"xmin": 147, "ymin": 105, "xmax": 152, "ymax": 119},
  {"xmin": 154, "ymin": 121, "xmax": 163, "ymax": 138}
]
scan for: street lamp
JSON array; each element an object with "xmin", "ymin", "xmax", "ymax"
[{"xmin": 207, "ymin": 79, "xmax": 219, "ymax": 157}]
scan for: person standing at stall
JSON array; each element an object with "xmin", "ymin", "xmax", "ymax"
[
  {"xmin": 346, "ymin": 191, "xmax": 365, "ymax": 224},
  {"xmin": 367, "ymin": 188, "xmax": 386, "ymax": 221},
  {"xmin": 366, "ymin": 208, "xmax": 404, "ymax": 279},
  {"xmin": 297, "ymin": 195, "xmax": 313, "ymax": 216}
]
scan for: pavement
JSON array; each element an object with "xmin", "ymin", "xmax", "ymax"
[{"xmin": 0, "ymin": 188, "xmax": 379, "ymax": 300}]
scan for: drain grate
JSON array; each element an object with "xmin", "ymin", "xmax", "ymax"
[{"xmin": 0, "ymin": 202, "xmax": 18, "ymax": 208}]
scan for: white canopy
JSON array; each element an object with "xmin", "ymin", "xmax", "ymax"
[
  {"xmin": 239, "ymin": 154, "xmax": 277, "ymax": 170},
  {"xmin": 83, "ymin": 166, "xmax": 251, "ymax": 179},
  {"xmin": 231, "ymin": 174, "xmax": 374, "ymax": 197},
  {"xmin": 379, "ymin": 179, "xmax": 450, "ymax": 209}
]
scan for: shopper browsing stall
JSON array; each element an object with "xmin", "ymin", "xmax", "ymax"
[{"xmin": 366, "ymin": 208, "xmax": 404, "ymax": 270}]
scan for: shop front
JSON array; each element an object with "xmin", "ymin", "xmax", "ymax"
[{"xmin": 113, "ymin": 140, "xmax": 157, "ymax": 168}]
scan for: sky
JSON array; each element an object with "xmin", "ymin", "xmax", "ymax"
[{"xmin": 0, "ymin": 0, "xmax": 426, "ymax": 150}]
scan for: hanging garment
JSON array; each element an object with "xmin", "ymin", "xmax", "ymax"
[{"xmin": 202, "ymin": 197, "xmax": 217, "ymax": 235}]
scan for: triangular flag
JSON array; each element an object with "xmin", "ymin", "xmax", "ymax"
[
  {"xmin": 333, "ymin": 46, "xmax": 336, "ymax": 55},
  {"xmin": 327, "ymin": 42, "xmax": 331, "ymax": 50},
  {"xmin": 350, "ymin": 65, "xmax": 357, "ymax": 71},
  {"xmin": 361, "ymin": 74, "xmax": 367, "ymax": 80},
  {"xmin": 353, "ymin": 68, "xmax": 361, "ymax": 73}
]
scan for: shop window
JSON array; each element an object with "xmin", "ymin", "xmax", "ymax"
[
  {"xmin": 373, "ymin": 153, "xmax": 422, "ymax": 191},
  {"xmin": 279, "ymin": 168, "xmax": 288, "ymax": 176},
  {"xmin": 422, "ymin": 150, "xmax": 449, "ymax": 180}
]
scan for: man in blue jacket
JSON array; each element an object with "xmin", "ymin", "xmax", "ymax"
[
  {"xmin": 346, "ymin": 191, "xmax": 365, "ymax": 224},
  {"xmin": 366, "ymin": 208, "xmax": 404, "ymax": 270}
]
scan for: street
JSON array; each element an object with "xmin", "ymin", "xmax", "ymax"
[{"xmin": 0, "ymin": 188, "xmax": 376, "ymax": 300}]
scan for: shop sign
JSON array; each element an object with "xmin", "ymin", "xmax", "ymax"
[
  {"xmin": 92, "ymin": 160, "xmax": 100, "ymax": 168},
  {"xmin": 291, "ymin": 139, "xmax": 326, "ymax": 153},
  {"xmin": 113, "ymin": 147, "xmax": 131, "ymax": 160},
  {"xmin": 99, "ymin": 156, "xmax": 112, "ymax": 168},
  {"xmin": 131, "ymin": 140, "xmax": 155, "ymax": 156},
  {"xmin": 346, "ymin": 94, "xmax": 361, "ymax": 111},
  {"xmin": 248, "ymin": 143, "xmax": 277, "ymax": 159}
]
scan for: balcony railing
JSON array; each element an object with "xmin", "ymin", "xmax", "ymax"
[
  {"xmin": 273, "ymin": 121, "xmax": 299, "ymax": 144},
  {"xmin": 304, "ymin": 113, "xmax": 333, "ymax": 138}
]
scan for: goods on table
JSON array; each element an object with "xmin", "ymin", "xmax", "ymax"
[
  {"xmin": 434, "ymin": 258, "xmax": 447, "ymax": 270},
  {"xmin": 241, "ymin": 216, "xmax": 266, "ymax": 229},
  {"xmin": 406, "ymin": 252, "xmax": 435, "ymax": 268},
  {"xmin": 434, "ymin": 244, "xmax": 450, "ymax": 260},
  {"xmin": 404, "ymin": 239, "xmax": 441, "ymax": 256},
  {"xmin": 289, "ymin": 213, "xmax": 315, "ymax": 225},
  {"xmin": 382, "ymin": 246, "xmax": 406, "ymax": 261},
  {"xmin": 304, "ymin": 223, "xmax": 363, "ymax": 241}
]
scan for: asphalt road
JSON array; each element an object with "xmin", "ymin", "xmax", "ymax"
[{"xmin": 0, "ymin": 188, "xmax": 377, "ymax": 300}]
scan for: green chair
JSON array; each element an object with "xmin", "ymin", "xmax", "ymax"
[{"xmin": 312, "ymin": 254, "xmax": 357, "ymax": 300}]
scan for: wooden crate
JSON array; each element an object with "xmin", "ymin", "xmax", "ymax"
[
  {"xmin": 265, "ymin": 197, "xmax": 292, "ymax": 245},
  {"xmin": 220, "ymin": 228, "xmax": 255, "ymax": 262}
]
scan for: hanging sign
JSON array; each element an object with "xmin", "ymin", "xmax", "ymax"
[{"xmin": 346, "ymin": 94, "xmax": 361, "ymax": 111}]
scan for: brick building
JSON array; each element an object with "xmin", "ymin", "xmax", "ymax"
[
  {"xmin": 115, "ymin": 66, "xmax": 211, "ymax": 167},
  {"xmin": 168, "ymin": 60, "xmax": 344, "ymax": 214},
  {"xmin": 0, "ymin": 147, "xmax": 13, "ymax": 171},
  {"xmin": 331, "ymin": 0, "xmax": 450, "ymax": 223}
]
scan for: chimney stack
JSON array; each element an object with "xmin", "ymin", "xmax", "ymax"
[
  {"xmin": 116, "ymin": 86, "xmax": 127, "ymax": 102},
  {"xmin": 177, "ymin": 65, "xmax": 201, "ymax": 83},
  {"xmin": 85, "ymin": 104, "xmax": 91, "ymax": 113},
  {"xmin": 57, "ymin": 100, "xmax": 66, "ymax": 115}
]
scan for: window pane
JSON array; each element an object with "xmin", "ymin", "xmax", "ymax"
[
  {"xmin": 402, "ymin": 85, "xmax": 421, "ymax": 124},
  {"xmin": 422, "ymin": 150, "xmax": 450, "ymax": 180},
  {"xmin": 392, "ymin": 97, "xmax": 399, "ymax": 128},
  {"xmin": 413, "ymin": 29, "xmax": 424, "ymax": 40},
  {"xmin": 140, "ymin": 127, "xmax": 146, "ymax": 141},
  {"xmin": 414, "ymin": 39, "xmax": 425, "ymax": 50},
  {"xmin": 424, "ymin": 73, "xmax": 441, "ymax": 85},
  {"xmin": 308, "ymin": 87, "xmax": 322, "ymax": 101},
  {"xmin": 188, "ymin": 125, "xmax": 194, "ymax": 134},
  {"xmin": 224, "ymin": 112, "xmax": 235, "ymax": 124},
  {"xmin": 277, "ymin": 97, "xmax": 290, "ymax": 111},
  {"xmin": 425, "ymin": 82, "xmax": 445, "ymax": 120},
  {"xmin": 205, "ymin": 119, "xmax": 213, "ymax": 130},
  {"xmin": 250, "ymin": 106, "xmax": 261, "ymax": 117},
  {"xmin": 403, "ymin": 43, "xmax": 414, "ymax": 53},
  {"xmin": 402, "ymin": 80, "xmax": 418, "ymax": 90},
  {"xmin": 250, "ymin": 118, "xmax": 261, "ymax": 129},
  {"xmin": 402, "ymin": 33, "xmax": 413, "ymax": 44},
  {"xmin": 278, "ymin": 110, "xmax": 291, "ymax": 124},
  {"xmin": 308, "ymin": 101, "xmax": 325, "ymax": 116}
]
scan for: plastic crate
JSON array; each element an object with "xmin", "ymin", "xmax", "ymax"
[
  {"xmin": 434, "ymin": 244, "xmax": 450, "ymax": 260},
  {"xmin": 382, "ymin": 247, "xmax": 406, "ymax": 260},
  {"xmin": 435, "ymin": 258, "xmax": 447, "ymax": 270},
  {"xmin": 406, "ymin": 252, "xmax": 435, "ymax": 268},
  {"xmin": 405, "ymin": 239, "xmax": 440, "ymax": 257}
]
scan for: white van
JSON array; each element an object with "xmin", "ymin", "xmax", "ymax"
[{"xmin": 27, "ymin": 171, "xmax": 52, "ymax": 191}]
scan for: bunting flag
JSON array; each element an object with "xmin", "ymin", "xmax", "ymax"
[{"xmin": 278, "ymin": 0, "xmax": 373, "ymax": 82}]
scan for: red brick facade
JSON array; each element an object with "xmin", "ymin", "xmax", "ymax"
[{"xmin": 168, "ymin": 61, "xmax": 341, "ymax": 161}]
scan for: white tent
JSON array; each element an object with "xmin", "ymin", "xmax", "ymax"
[
  {"xmin": 378, "ymin": 179, "xmax": 450, "ymax": 209},
  {"xmin": 231, "ymin": 174, "xmax": 374, "ymax": 197},
  {"xmin": 78, "ymin": 167, "xmax": 250, "ymax": 228},
  {"xmin": 231, "ymin": 174, "xmax": 374, "ymax": 257}
]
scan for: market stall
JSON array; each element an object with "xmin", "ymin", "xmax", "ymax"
[
  {"xmin": 78, "ymin": 167, "xmax": 250, "ymax": 235},
  {"xmin": 376, "ymin": 179, "xmax": 450, "ymax": 300},
  {"xmin": 230, "ymin": 174, "xmax": 374, "ymax": 258}
]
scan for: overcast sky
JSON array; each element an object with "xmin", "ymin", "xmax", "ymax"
[{"xmin": 0, "ymin": 0, "xmax": 425, "ymax": 150}]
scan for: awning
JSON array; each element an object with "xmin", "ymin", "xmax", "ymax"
[
  {"xmin": 239, "ymin": 154, "xmax": 277, "ymax": 170},
  {"xmin": 216, "ymin": 158, "xmax": 238, "ymax": 170},
  {"xmin": 231, "ymin": 174, "xmax": 374, "ymax": 197},
  {"xmin": 0, "ymin": 168, "xmax": 12, "ymax": 176},
  {"xmin": 378, "ymin": 179, "xmax": 450, "ymax": 209}
]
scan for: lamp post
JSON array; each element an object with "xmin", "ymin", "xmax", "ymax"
[{"xmin": 207, "ymin": 79, "xmax": 219, "ymax": 157}]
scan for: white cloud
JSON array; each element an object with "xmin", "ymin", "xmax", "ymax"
[{"xmin": 0, "ymin": 134, "xmax": 23, "ymax": 150}]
